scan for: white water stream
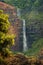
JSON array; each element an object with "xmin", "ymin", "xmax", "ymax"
[
  {"xmin": 23, "ymin": 19, "xmax": 28, "ymax": 51},
  {"xmin": 17, "ymin": 8, "xmax": 28, "ymax": 51}
]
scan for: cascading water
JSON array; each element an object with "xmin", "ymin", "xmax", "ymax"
[
  {"xmin": 17, "ymin": 8, "xmax": 28, "ymax": 51},
  {"xmin": 17, "ymin": 8, "xmax": 21, "ymax": 17},
  {"xmin": 23, "ymin": 19, "xmax": 28, "ymax": 51}
]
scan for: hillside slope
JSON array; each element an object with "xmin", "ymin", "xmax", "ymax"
[{"xmin": 0, "ymin": 1, "xmax": 43, "ymax": 55}]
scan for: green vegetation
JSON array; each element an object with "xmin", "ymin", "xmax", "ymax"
[
  {"xmin": 1, "ymin": 0, "xmax": 43, "ymax": 55},
  {"xmin": 23, "ymin": 38, "xmax": 43, "ymax": 56},
  {"xmin": 4, "ymin": 0, "xmax": 43, "ymax": 9},
  {"xmin": 0, "ymin": 10, "xmax": 15, "ymax": 57},
  {"xmin": 0, "ymin": 1, "xmax": 43, "ymax": 65}
]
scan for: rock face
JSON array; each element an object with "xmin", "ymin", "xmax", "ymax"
[
  {"xmin": 0, "ymin": 2, "xmax": 23, "ymax": 51},
  {"xmin": 26, "ymin": 19, "xmax": 43, "ymax": 48}
]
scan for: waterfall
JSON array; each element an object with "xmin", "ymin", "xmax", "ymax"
[
  {"xmin": 23, "ymin": 19, "xmax": 28, "ymax": 51},
  {"xmin": 17, "ymin": 8, "xmax": 21, "ymax": 17},
  {"xmin": 17, "ymin": 8, "xmax": 28, "ymax": 51}
]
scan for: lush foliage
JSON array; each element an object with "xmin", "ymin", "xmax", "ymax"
[
  {"xmin": 4, "ymin": 0, "xmax": 43, "ymax": 13},
  {"xmin": 0, "ymin": 10, "xmax": 15, "ymax": 56},
  {"xmin": 23, "ymin": 38, "xmax": 43, "ymax": 56},
  {"xmin": 3, "ymin": 0, "xmax": 43, "ymax": 55}
]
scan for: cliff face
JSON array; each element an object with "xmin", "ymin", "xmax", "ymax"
[
  {"xmin": 0, "ymin": 2, "xmax": 23, "ymax": 51},
  {"xmin": 0, "ymin": 2, "xmax": 43, "ymax": 53}
]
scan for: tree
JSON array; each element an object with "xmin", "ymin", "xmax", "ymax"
[{"xmin": 0, "ymin": 10, "xmax": 15, "ymax": 57}]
